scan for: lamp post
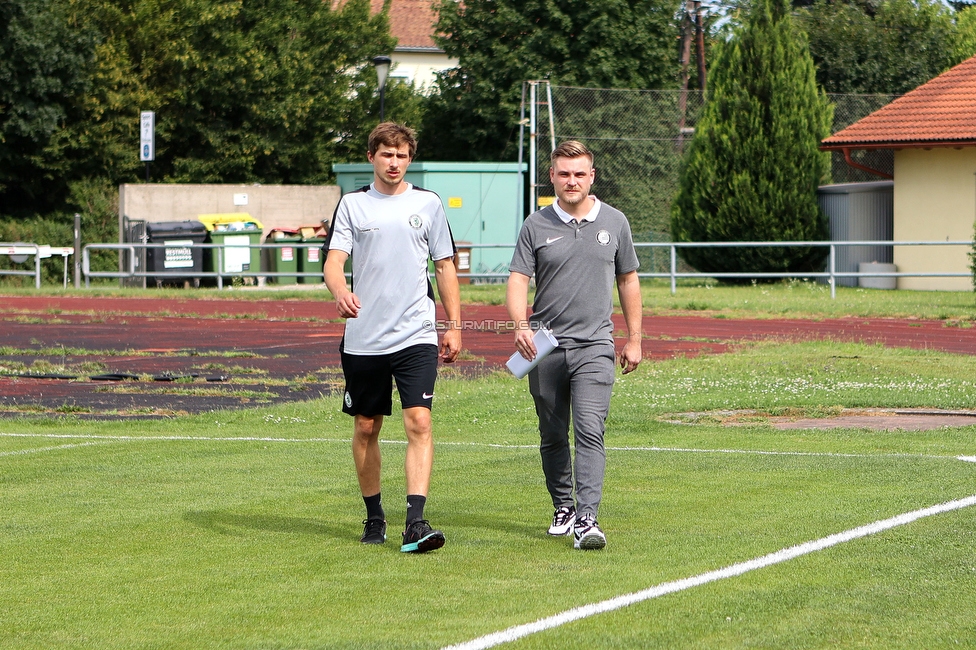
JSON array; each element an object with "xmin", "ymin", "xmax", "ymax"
[{"xmin": 372, "ymin": 55, "xmax": 392, "ymax": 122}]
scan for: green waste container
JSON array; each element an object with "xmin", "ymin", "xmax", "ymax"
[
  {"xmin": 198, "ymin": 213, "xmax": 264, "ymax": 282},
  {"xmin": 298, "ymin": 225, "xmax": 327, "ymax": 284},
  {"xmin": 266, "ymin": 228, "xmax": 301, "ymax": 285}
]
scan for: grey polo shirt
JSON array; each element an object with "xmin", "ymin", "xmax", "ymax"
[{"xmin": 510, "ymin": 198, "xmax": 639, "ymax": 348}]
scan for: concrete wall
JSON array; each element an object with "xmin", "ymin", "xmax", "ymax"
[
  {"xmin": 118, "ymin": 184, "xmax": 341, "ymax": 241},
  {"xmin": 893, "ymin": 149, "xmax": 975, "ymax": 291}
]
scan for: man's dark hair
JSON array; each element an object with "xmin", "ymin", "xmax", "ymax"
[{"xmin": 368, "ymin": 122, "xmax": 418, "ymax": 158}]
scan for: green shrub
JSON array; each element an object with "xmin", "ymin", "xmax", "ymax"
[{"xmin": 0, "ymin": 178, "xmax": 119, "ymax": 286}]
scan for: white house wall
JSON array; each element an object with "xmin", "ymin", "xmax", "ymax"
[{"xmin": 390, "ymin": 51, "xmax": 458, "ymax": 93}]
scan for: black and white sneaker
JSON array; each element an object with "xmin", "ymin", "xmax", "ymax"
[
  {"xmin": 400, "ymin": 520, "xmax": 445, "ymax": 553},
  {"xmin": 361, "ymin": 518, "xmax": 387, "ymax": 544},
  {"xmin": 573, "ymin": 515, "xmax": 606, "ymax": 550},
  {"xmin": 548, "ymin": 505, "xmax": 576, "ymax": 536}
]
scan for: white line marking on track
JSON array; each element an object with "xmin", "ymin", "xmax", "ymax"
[{"xmin": 442, "ymin": 494, "xmax": 976, "ymax": 650}]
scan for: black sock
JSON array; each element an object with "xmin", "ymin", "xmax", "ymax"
[
  {"xmin": 363, "ymin": 493, "xmax": 384, "ymax": 521},
  {"xmin": 406, "ymin": 494, "xmax": 426, "ymax": 525}
]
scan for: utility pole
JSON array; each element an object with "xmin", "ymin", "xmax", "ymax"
[
  {"xmin": 677, "ymin": 0, "xmax": 696, "ymax": 150},
  {"xmin": 695, "ymin": 0, "xmax": 706, "ymax": 92},
  {"xmin": 678, "ymin": 0, "xmax": 707, "ymax": 151}
]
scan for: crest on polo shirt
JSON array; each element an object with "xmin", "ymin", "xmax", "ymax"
[
  {"xmin": 408, "ymin": 214, "xmax": 423, "ymax": 229},
  {"xmin": 596, "ymin": 230, "xmax": 612, "ymax": 246}
]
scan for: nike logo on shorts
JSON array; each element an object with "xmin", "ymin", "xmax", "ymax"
[
  {"xmin": 422, "ymin": 392, "xmax": 434, "ymax": 399},
  {"xmin": 546, "ymin": 236, "xmax": 564, "ymax": 244}
]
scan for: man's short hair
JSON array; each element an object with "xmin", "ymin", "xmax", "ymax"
[
  {"xmin": 368, "ymin": 122, "xmax": 418, "ymax": 158},
  {"xmin": 551, "ymin": 140, "xmax": 594, "ymax": 166}
]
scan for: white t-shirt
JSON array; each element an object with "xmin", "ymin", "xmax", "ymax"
[{"xmin": 327, "ymin": 183, "xmax": 456, "ymax": 354}]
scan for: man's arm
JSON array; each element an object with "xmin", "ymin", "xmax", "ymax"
[
  {"xmin": 506, "ymin": 271, "xmax": 536, "ymax": 360},
  {"xmin": 433, "ymin": 257, "xmax": 461, "ymax": 363},
  {"xmin": 324, "ymin": 249, "xmax": 360, "ymax": 318},
  {"xmin": 616, "ymin": 270, "xmax": 642, "ymax": 374}
]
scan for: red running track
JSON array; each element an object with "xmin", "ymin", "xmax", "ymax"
[{"xmin": 2, "ymin": 295, "xmax": 975, "ymax": 416}]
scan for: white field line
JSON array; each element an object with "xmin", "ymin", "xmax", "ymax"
[
  {"xmin": 0, "ymin": 441, "xmax": 116, "ymax": 457},
  {"xmin": 0, "ymin": 433, "xmax": 971, "ymax": 461},
  {"xmin": 443, "ymin": 494, "xmax": 976, "ymax": 650},
  {"xmin": 3, "ymin": 431, "xmax": 975, "ymax": 646}
]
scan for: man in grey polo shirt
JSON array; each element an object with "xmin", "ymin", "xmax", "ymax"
[{"xmin": 506, "ymin": 140, "xmax": 643, "ymax": 550}]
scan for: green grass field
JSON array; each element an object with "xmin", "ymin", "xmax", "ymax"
[{"xmin": 2, "ymin": 340, "xmax": 975, "ymax": 648}]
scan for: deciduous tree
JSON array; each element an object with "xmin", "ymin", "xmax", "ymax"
[
  {"xmin": 421, "ymin": 0, "xmax": 681, "ymax": 161},
  {"xmin": 797, "ymin": 0, "xmax": 962, "ymax": 94},
  {"xmin": 0, "ymin": 0, "xmax": 96, "ymax": 215}
]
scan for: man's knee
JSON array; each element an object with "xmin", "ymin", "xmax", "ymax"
[
  {"xmin": 403, "ymin": 407, "xmax": 432, "ymax": 440},
  {"xmin": 354, "ymin": 415, "xmax": 383, "ymax": 439}
]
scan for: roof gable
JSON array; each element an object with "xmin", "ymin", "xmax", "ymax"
[
  {"xmin": 370, "ymin": 0, "xmax": 440, "ymax": 50},
  {"xmin": 822, "ymin": 55, "xmax": 976, "ymax": 149}
]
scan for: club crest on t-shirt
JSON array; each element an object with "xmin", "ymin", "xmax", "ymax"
[
  {"xmin": 408, "ymin": 214, "xmax": 423, "ymax": 229},
  {"xmin": 596, "ymin": 230, "xmax": 611, "ymax": 246}
]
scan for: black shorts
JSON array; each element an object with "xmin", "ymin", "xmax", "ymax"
[{"xmin": 339, "ymin": 342, "xmax": 439, "ymax": 417}]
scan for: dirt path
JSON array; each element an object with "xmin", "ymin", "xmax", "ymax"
[{"xmin": 2, "ymin": 295, "xmax": 975, "ymax": 423}]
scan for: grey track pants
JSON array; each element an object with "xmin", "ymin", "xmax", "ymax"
[{"xmin": 528, "ymin": 344, "xmax": 615, "ymax": 519}]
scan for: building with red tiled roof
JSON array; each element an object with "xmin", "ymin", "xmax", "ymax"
[
  {"xmin": 823, "ymin": 56, "xmax": 976, "ymax": 152},
  {"xmin": 820, "ymin": 56, "xmax": 976, "ymax": 291},
  {"xmin": 371, "ymin": 0, "xmax": 457, "ymax": 90}
]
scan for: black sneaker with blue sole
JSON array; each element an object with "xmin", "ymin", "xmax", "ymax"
[{"xmin": 400, "ymin": 519, "xmax": 445, "ymax": 553}]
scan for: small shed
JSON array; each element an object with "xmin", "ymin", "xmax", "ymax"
[
  {"xmin": 332, "ymin": 162, "xmax": 526, "ymax": 276},
  {"xmin": 817, "ymin": 181, "xmax": 894, "ymax": 287}
]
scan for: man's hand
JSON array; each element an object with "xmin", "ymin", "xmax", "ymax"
[
  {"xmin": 514, "ymin": 323, "xmax": 536, "ymax": 361},
  {"xmin": 324, "ymin": 249, "xmax": 359, "ymax": 318},
  {"xmin": 618, "ymin": 338, "xmax": 642, "ymax": 375},
  {"xmin": 506, "ymin": 273, "xmax": 535, "ymax": 361},
  {"xmin": 440, "ymin": 328, "xmax": 461, "ymax": 363},
  {"xmin": 334, "ymin": 291, "xmax": 361, "ymax": 319}
]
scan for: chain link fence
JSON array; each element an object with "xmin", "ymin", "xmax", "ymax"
[
  {"xmin": 531, "ymin": 85, "xmax": 899, "ymax": 272},
  {"xmin": 828, "ymin": 93, "xmax": 899, "ymax": 183}
]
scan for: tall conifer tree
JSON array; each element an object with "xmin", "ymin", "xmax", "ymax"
[{"xmin": 671, "ymin": 0, "xmax": 832, "ymax": 276}]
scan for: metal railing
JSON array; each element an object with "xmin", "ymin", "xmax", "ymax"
[
  {"xmin": 638, "ymin": 240, "xmax": 974, "ymax": 298},
  {"xmin": 1, "ymin": 243, "xmax": 74, "ymax": 289},
  {"xmin": 74, "ymin": 239, "xmax": 976, "ymax": 296}
]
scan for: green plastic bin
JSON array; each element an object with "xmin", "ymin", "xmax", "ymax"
[
  {"xmin": 266, "ymin": 228, "xmax": 301, "ymax": 285},
  {"xmin": 298, "ymin": 225, "xmax": 327, "ymax": 284},
  {"xmin": 198, "ymin": 214, "xmax": 264, "ymax": 281}
]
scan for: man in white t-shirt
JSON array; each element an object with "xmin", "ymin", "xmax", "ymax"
[{"xmin": 324, "ymin": 122, "xmax": 461, "ymax": 553}]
